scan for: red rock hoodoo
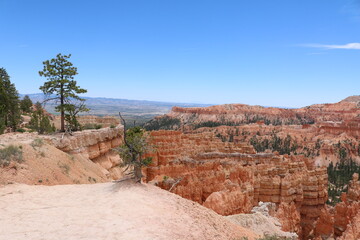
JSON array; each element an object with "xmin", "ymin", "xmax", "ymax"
[{"xmin": 144, "ymin": 130, "xmax": 328, "ymax": 239}]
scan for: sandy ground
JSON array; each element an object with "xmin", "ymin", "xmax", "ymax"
[{"xmin": 0, "ymin": 181, "xmax": 258, "ymax": 240}]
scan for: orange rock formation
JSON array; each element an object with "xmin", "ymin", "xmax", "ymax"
[
  {"xmin": 145, "ymin": 130, "xmax": 328, "ymax": 238},
  {"xmin": 314, "ymin": 173, "xmax": 360, "ymax": 240},
  {"xmin": 51, "ymin": 125, "xmax": 124, "ymax": 179}
]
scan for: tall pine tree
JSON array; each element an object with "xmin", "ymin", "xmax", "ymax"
[
  {"xmin": 0, "ymin": 68, "xmax": 21, "ymax": 133},
  {"xmin": 39, "ymin": 54, "xmax": 87, "ymax": 132}
]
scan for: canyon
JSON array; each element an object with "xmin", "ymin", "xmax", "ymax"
[
  {"xmin": 2, "ymin": 96, "xmax": 360, "ymax": 239},
  {"xmin": 141, "ymin": 96, "xmax": 360, "ymax": 239},
  {"xmin": 144, "ymin": 130, "xmax": 327, "ymax": 239}
]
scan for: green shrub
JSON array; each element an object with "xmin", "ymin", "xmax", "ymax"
[
  {"xmin": 82, "ymin": 123, "xmax": 103, "ymax": 130},
  {"xmin": 144, "ymin": 116, "xmax": 181, "ymax": 131},
  {"xmin": 59, "ymin": 163, "xmax": 70, "ymax": 175},
  {"xmin": 110, "ymin": 124, "xmax": 116, "ymax": 128},
  {"xmin": 16, "ymin": 128, "xmax": 26, "ymax": 133},
  {"xmin": 31, "ymin": 138, "xmax": 44, "ymax": 149},
  {"xmin": 0, "ymin": 145, "xmax": 23, "ymax": 167}
]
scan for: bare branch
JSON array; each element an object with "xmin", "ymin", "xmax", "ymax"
[
  {"xmin": 119, "ymin": 112, "xmax": 131, "ymax": 149},
  {"xmin": 169, "ymin": 177, "xmax": 183, "ymax": 192}
]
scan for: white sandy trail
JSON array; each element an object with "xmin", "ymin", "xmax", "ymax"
[{"xmin": 0, "ymin": 182, "xmax": 257, "ymax": 240}]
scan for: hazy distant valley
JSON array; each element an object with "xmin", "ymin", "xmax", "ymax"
[{"xmin": 21, "ymin": 93, "xmax": 211, "ymax": 125}]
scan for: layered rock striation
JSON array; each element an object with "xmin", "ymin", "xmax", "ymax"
[
  {"xmin": 144, "ymin": 96, "xmax": 360, "ymax": 168},
  {"xmin": 50, "ymin": 125, "xmax": 124, "ymax": 179},
  {"xmin": 145, "ymin": 130, "xmax": 328, "ymax": 238},
  {"xmin": 314, "ymin": 173, "xmax": 360, "ymax": 240}
]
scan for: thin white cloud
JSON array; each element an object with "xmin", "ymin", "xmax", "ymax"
[{"xmin": 304, "ymin": 43, "xmax": 360, "ymax": 50}]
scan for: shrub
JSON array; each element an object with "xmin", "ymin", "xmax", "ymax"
[
  {"xmin": 59, "ymin": 163, "xmax": 70, "ymax": 175},
  {"xmin": 82, "ymin": 123, "xmax": 103, "ymax": 130},
  {"xmin": 0, "ymin": 145, "xmax": 23, "ymax": 167},
  {"xmin": 144, "ymin": 116, "xmax": 181, "ymax": 131},
  {"xmin": 16, "ymin": 128, "xmax": 26, "ymax": 133},
  {"xmin": 31, "ymin": 138, "xmax": 44, "ymax": 149}
]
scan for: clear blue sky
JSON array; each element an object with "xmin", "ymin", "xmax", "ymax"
[{"xmin": 1, "ymin": 0, "xmax": 359, "ymax": 107}]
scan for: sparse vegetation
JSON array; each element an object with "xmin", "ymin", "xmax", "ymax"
[
  {"xmin": 82, "ymin": 123, "xmax": 103, "ymax": 130},
  {"xmin": 144, "ymin": 116, "xmax": 181, "ymax": 131},
  {"xmin": 28, "ymin": 102, "xmax": 55, "ymax": 134},
  {"xmin": 195, "ymin": 120, "xmax": 237, "ymax": 128},
  {"xmin": 16, "ymin": 128, "xmax": 26, "ymax": 133},
  {"xmin": 0, "ymin": 145, "xmax": 23, "ymax": 167},
  {"xmin": 31, "ymin": 138, "xmax": 44, "ymax": 149},
  {"xmin": 327, "ymin": 158, "xmax": 360, "ymax": 205},
  {"xmin": 88, "ymin": 176, "xmax": 97, "ymax": 183},
  {"xmin": 59, "ymin": 163, "xmax": 70, "ymax": 175},
  {"xmin": 146, "ymin": 113, "xmax": 316, "ymax": 131},
  {"xmin": 249, "ymin": 134, "xmax": 298, "ymax": 155},
  {"xmin": 116, "ymin": 113, "xmax": 154, "ymax": 182}
]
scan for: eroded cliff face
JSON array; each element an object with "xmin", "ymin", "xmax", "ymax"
[
  {"xmin": 145, "ymin": 96, "xmax": 360, "ymax": 167},
  {"xmin": 144, "ymin": 130, "xmax": 328, "ymax": 239},
  {"xmin": 146, "ymin": 96, "xmax": 360, "ymax": 130},
  {"xmin": 314, "ymin": 173, "xmax": 360, "ymax": 240},
  {"xmin": 50, "ymin": 125, "xmax": 124, "ymax": 179}
]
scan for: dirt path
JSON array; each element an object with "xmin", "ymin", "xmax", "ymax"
[{"xmin": 0, "ymin": 181, "xmax": 257, "ymax": 240}]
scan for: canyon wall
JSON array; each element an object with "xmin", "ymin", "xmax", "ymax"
[
  {"xmin": 313, "ymin": 173, "xmax": 360, "ymax": 240},
  {"xmin": 145, "ymin": 96, "xmax": 360, "ymax": 167},
  {"xmin": 144, "ymin": 130, "xmax": 328, "ymax": 239},
  {"xmin": 50, "ymin": 125, "xmax": 124, "ymax": 179}
]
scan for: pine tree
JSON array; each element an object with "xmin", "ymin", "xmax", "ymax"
[
  {"xmin": 28, "ymin": 102, "xmax": 55, "ymax": 134},
  {"xmin": 0, "ymin": 68, "xmax": 21, "ymax": 133},
  {"xmin": 115, "ymin": 113, "xmax": 153, "ymax": 182},
  {"xmin": 20, "ymin": 95, "xmax": 33, "ymax": 113},
  {"xmin": 39, "ymin": 53, "xmax": 87, "ymax": 132}
]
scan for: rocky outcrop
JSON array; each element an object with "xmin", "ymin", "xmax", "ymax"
[
  {"xmin": 49, "ymin": 125, "xmax": 124, "ymax": 179},
  {"xmin": 313, "ymin": 174, "xmax": 360, "ymax": 239},
  {"xmin": 227, "ymin": 202, "xmax": 298, "ymax": 239},
  {"xmin": 144, "ymin": 96, "xmax": 360, "ymax": 168},
  {"xmin": 145, "ymin": 130, "xmax": 328, "ymax": 239},
  {"xmin": 147, "ymin": 96, "xmax": 360, "ymax": 131}
]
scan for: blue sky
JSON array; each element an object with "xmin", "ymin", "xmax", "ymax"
[{"xmin": 0, "ymin": 0, "xmax": 359, "ymax": 107}]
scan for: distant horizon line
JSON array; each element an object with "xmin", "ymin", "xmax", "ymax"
[{"xmin": 19, "ymin": 92, "xmax": 353, "ymax": 109}]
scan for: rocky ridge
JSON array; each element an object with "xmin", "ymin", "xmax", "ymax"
[
  {"xmin": 50, "ymin": 125, "xmax": 124, "ymax": 179},
  {"xmin": 0, "ymin": 125, "xmax": 124, "ymax": 185},
  {"xmin": 145, "ymin": 96, "xmax": 360, "ymax": 167},
  {"xmin": 313, "ymin": 173, "xmax": 360, "ymax": 240}
]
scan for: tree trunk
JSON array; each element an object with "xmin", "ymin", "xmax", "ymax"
[
  {"xmin": 60, "ymin": 84, "xmax": 64, "ymax": 132},
  {"xmin": 134, "ymin": 165, "xmax": 142, "ymax": 183}
]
